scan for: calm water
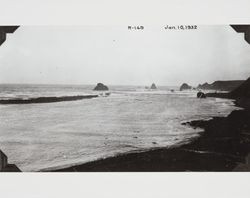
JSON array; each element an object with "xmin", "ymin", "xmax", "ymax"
[{"xmin": 0, "ymin": 84, "xmax": 239, "ymax": 171}]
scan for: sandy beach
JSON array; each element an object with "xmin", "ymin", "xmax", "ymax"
[
  {"xmin": 50, "ymin": 104, "xmax": 250, "ymax": 172},
  {"xmin": 50, "ymin": 75, "xmax": 250, "ymax": 172}
]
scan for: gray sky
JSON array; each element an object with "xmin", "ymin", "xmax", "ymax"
[{"xmin": 0, "ymin": 25, "xmax": 250, "ymax": 86}]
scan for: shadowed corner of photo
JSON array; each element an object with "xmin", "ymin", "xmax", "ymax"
[
  {"xmin": 0, "ymin": 26, "xmax": 22, "ymax": 172},
  {"xmin": 0, "ymin": 26, "xmax": 19, "ymax": 46},
  {"xmin": 0, "ymin": 150, "xmax": 21, "ymax": 172},
  {"xmin": 230, "ymin": 25, "xmax": 250, "ymax": 44}
]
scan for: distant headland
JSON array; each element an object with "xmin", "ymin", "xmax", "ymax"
[
  {"xmin": 49, "ymin": 77, "xmax": 250, "ymax": 172},
  {"xmin": 197, "ymin": 80, "xmax": 244, "ymax": 91}
]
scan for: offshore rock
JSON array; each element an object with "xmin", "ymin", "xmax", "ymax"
[
  {"xmin": 93, "ymin": 83, "xmax": 109, "ymax": 91},
  {"xmin": 197, "ymin": 91, "xmax": 206, "ymax": 98},
  {"xmin": 180, "ymin": 83, "xmax": 192, "ymax": 91},
  {"xmin": 150, "ymin": 83, "xmax": 157, "ymax": 89}
]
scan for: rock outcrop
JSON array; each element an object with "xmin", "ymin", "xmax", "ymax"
[
  {"xmin": 197, "ymin": 80, "xmax": 244, "ymax": 91},
  {"xmin": 93, "ymin": 83, "xmax": 109, "ymax": 91},
  {"xmin": 51, "ymin": 109, "xmax": 250, "ymax": 172},
  {"xmin": 150, "ymin": 83, "xmax": 157, "ymax": 89},
  {"xmin": 197, "ymin": 91, "xmax": 206, "ymax": 98},
  {"xmin": 230, "ymin": 77, "xmax": 250, "ymax": 98},
  {"xmin": 197, "ymin": 82, "xmax": 210, "ymax": 89},
  {"xmin": 180, "ymin": 83, "xmax": 192, "ymax": 91},
  {"xmin": 229, "ymin": 78, "xmax": 250, "ymax": 109},
  {"xmin": 198, "ymin": 77, "xmax": 250, "ymax": 108}
]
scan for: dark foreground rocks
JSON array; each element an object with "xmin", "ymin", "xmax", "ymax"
[
  {"xmin": 48, "ymin": 109, "xmax": 250, "ymax": 172},
  {"xmin": 183, "ymin": 110, "xmax": 250, "ymax": 157},
  {"xmin": 93, "ymin": 83, "xmax": 109, "ymax": 91},
  {"xmin": 50, "ymin": 147, "xmax": 238, "ymax": 172}
]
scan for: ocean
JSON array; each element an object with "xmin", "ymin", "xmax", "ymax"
[{"xmin": 0, "ymin": 84, "xmax": 239, "ymax": 171}]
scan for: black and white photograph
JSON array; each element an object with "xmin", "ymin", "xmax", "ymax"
[
  {"xmin": 1, "ymin": 25, "xmax": 250, "ymax": 172},
  {"xmin": 1, "ymin": 0, "xmax": 250, "ymax": 197}
]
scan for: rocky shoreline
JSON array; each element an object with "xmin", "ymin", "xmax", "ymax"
[
  {"xmin": 3, "ymin": 96, "xmax": 249, "ymax": 172},
  {"xmin": 4, "ymin": 78, "xmax": 250, "ymax": 172},
  {"xmin": 49, "ymin": 104, "xmax": 250, "ymax": 172},
  {"xmin": 50, "ymin": 76, "xmax": 250, "ymax": 172}
]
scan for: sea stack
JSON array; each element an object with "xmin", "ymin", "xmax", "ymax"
[
  {"xmin": 93, "ymin": 83, "xmax": 109, "ymax": 91},
  {"xmin": 150, "ymin": 83, "xmax": 157, "ymax": 89},
  {"xmin": 180, "ymin": 83, "xmax": 192, "ymax": 91},
  {"xmin": 197, "ymin": 91, "xmax": 206, "ymax": 98}
]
